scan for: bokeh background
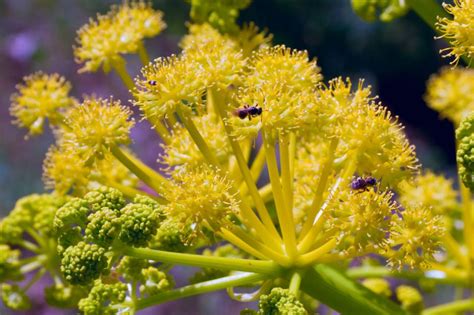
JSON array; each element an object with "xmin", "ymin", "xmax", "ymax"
[{"xmin": 0, "ymin": 0, "xmax": 456, "ymax": 314}]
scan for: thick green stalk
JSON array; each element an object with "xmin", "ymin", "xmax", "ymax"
[
  {"xmin": 288, "ymin": 271, "xmax": 303, "ymax": 296},
  {"xmin": 122, "ymin": 247, "xmax": 281, "ymax": 275},
  {"xmin": 347, "ymin": 266, "xmax": 469, "ymax": 286},
  {"xmin": 406, "ymin": 0, "xmax": 448, "ymax": 29},
  {"xmin": 264, "ymin": 134, "xmax": 297, "ymax": 258},
  {"xmin": 136, "ymin": 272, "xmax": 269, "ymax": 310},
  {"xmin": 422, "ymin": 299, "xmax": 474, "ymax": 315},
  {"xmin": 138, "ymin": 41, "xmax": 150, "ymax": 65},
  {"xmin": 175, "ymin": 106, "xmax": 220, "ymax": 166},
  {"xmin": 111, "ymin": 57, "xmax": 135, "ymax": 90},
  {"xmin": 301, "ymin": 264, "xmax": 407, "ymax": 315},
  {"xmin": 110, "ymin": 146, "xmax": 167, "ymax": 194}
]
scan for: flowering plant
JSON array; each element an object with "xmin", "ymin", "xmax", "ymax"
[{"xmin": 1, "ymin": 0, "xmax": 474, "ymax": 314}]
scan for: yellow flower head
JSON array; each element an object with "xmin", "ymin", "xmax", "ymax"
[
  {"xmin": 327, "ymin": 187, "xmax": 397, "ymax": 254},
  {"xmin": 181, "ymin": 24, "xmax": 245, "ymax": 89},
  {"xmin": 235, "ymin": 22, "xmax": 273, "ymax": 57},
  {"xmin": 10, "ymin": 72, "xmax": 76, "ymax": 136},
  {"xmin": 162, "ymin": 114, "xmax": 230, "ymax": 167},
  {"xmin": 43, "ymin": 145, "xmax": 138, "ymax": 196},
  {"xmin": 386, "ymin": 205, "xmax": 444, "ymax": 269},
  {"xmin": 163, "ymin": 165, "xmax": 239, "ymax": 234},
  {"xmin": 317, "ymin": 78, "xmax": 419, "ymax": 187},
  {"xmin": 230, "ymin": 45, "xmax": 322, "ymax": 139},
  {"xmin": 425, "ymin": 67, "xmax": 474, "ymax": 124},
  {"xmin": 61, "ymin": 97, "xmax": 134, "ymax": 161},
  {"xmin": 134, "ymin": 55, "xmax": 204, "ymax": 122},
  {"xmin": 43, "ymin": 146, "xmax": 91, "ymax": 195},
  {"xmin": 437, "ymin": 0, "xmax": 474, "ymax": 64},
  {"xmin": 74, "ymin": 1, "xmax": 165, "ymax": 73},
  {"xmin": 398, "ymin": 172, "xmax": 459, "ymax": 216},
  {"xmin": 114, "ymin": 1, "xmax": 166, "ymax": 40}
]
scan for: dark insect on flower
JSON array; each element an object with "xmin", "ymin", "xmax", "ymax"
[
  {"xmin": 233, "ymin": 104, "xmax": 262, "ymax": 121},
  {"xmin": 351, "ymin": 176, "xmax": 377, "ymax": 191},
  {"xmin": 148, "ymin": 80, "xmax": 157, "ymax": 86}
]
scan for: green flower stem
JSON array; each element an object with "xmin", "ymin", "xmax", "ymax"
[
  {"xmin": 213, "ymin": 94, "xmax": 282, "ymax": 242},
  {"xmin": 301, "ymin": 264, "xmax": 407, "ymax": 315},
  {"xmin": 238, "ymin": 143, "xmax": 266, "ymax": 195},
  {"xmin": 288, "ymin": 270, "xmax": 303, "ymax": 296},
  {"xmin": 347, "ymin": 265, "xmax": 469, "ymax": 286},
  {"xmin": 111, "ymin": 57, "xmax": 135, "ymax": 90},
  {"xmin": 138, "ymin": 41, "xmax": 150, "ymax": 65},
  {"xmin": 220, "ymin": 227, "xmax": 290, "ymax": 266},
  {"xmin": 298, "ymin": 152, "xmax": 357, "ymax": 254},
  {"xmin": 406, "ymin": 0, "xmax": 448, "ymax": 30},
  {"xmin": 422, "ymin": 299, "xmax": 474, "ymax": 315},
  {"xmin": 110, "ymin": 146, "xmax": 167, "ymax": 195},
  {"xmin": 295, "ymin": 238, "xmax": 337, "ymax": 267},
  {"xmin": 175, "ymin": 106, "xmax": 220, "ymax": 166},
  {"xmin": 136, "ymin": 272, "xmax": 269, "ymax": 310},
  {"xmin": 263, "ymin": 132, "xmax": 297, "ymax": 259},
  {"xmin": 18, "ymin": 240, "xmax": 40, "ymax": 253},
  {"xmin": 279, "ymin": 133, "xmax": 294, "ymax": 220},
  {"xmin": 23, "ymin": 268, "xmax": 46, "ymax": 291},
  {"xmin": 20, "ymin": 260, "xmax": 45, "ymax": 274},
  {"xmin": 299, "ymin": 138, "xmax": 338, "ymax": 240},
  {"xmin": 122, "ymin": 246, "xmax": 281, "ymax": 275},
  {"xmin": 219, "ymin": 228, "xmax": 273, "ymax": 261},
  {"xmin": 444, "ymin": 232, "xmax": 469, "ymax": 269},
  {"xmin": 258, "ymin": 183, "xmax": 273, "ymax": 203}
]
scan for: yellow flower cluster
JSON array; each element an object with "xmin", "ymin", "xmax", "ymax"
[
  {"xmin": 398, "ymin": 172, "xmax": 459, "ymax": 216},
  {"xmin": 9, "ymin": 5, "xmax": 444, "ymax": 287},
  {"xmin": 61, "ymin": 97, "xmax": 134, "ymax": 162},
  {"xmin": 425, "ymin": 67, "xmax": 474, "ymax": 124},
  {"xmin": 162, "ymin": 165, "xmax": 239, "ymax": 235},
  {"xmin": 437, "ymin": 0, "xmax": 474, "ymax": 64},
  {"xmin": 10, "ymin": 72, "xmax": 76, "ymax": 136},
  {"xmin": 313, "ymin": 78, "xmax": 419, "ymax": 187},
  {"xmin": 74, "ymin": 1, "xmax": 166, "ymax": 73}
]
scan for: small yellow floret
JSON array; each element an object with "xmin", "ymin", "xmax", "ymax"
[
  {"xmin": 61, "ymin": 97, "xmax": 134, "ymax": 161},
  {"xmin": 163, "ymin": 165, "xmax": 239, "ymax": 234},
  {"xmin": 43, "ymin": 146, "xmax": 91, "ymax": 195},
  {"xmin": 230, "ymin": 45, "xmax": 322, "ymax": 138},
  {"xmin": 386, "ymin": 205, "xmax": 443, "ymax": 269},
  {"xmin": 134, "ymin": 55, "xmax": 204, "ymax": 122},
  {"xmin": 398, "ymin": 172, "xmax": 458, "ymax": 215},
  {"xmin": 235, "ymin": 23, "xmax": 273, "ymax": 57},
  {"xmin": 437, "ymin": 0, "xmax": 474, "ymax": 64},
  {"xmin": 317, "ymin": 78, "xmax": 419, "ymax": 187},
  {"xmin": 181, "ymin": 24, "xmax": 245, "ymax": 89},
  {"xmin": 74, "ymin": 1, "xmax": 166, "ymax": 73},
  {"xmin": 327, "ymin": 187, "xmax": 396, "ymax": 255},
  {"xmin": 425, "ymin": 67, "xmax": 474, "ymax": 124},
  {"xmin": 10, "ymin": 72, "xmax": 75, "ymax": 136}
]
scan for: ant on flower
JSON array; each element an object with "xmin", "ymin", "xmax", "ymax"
[
  {"xmin": 351, "ymin": 175, "xmax": 377, "ymax": 192},
  {"xmin": 233, "ymin": 104, "xmax": 262, "ymax": 121}
]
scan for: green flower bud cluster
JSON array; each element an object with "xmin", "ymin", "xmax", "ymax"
[
  {"xmin": 457, "ymin": 113, "xmax": 474, "ymax": 192},
  {"xmin": 54, "ymin": 187, "xmax": 164, "ymax": 286},
  {"xmin": 351, "ymin": 0, "xmax": 409, "ymax": 22}
]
